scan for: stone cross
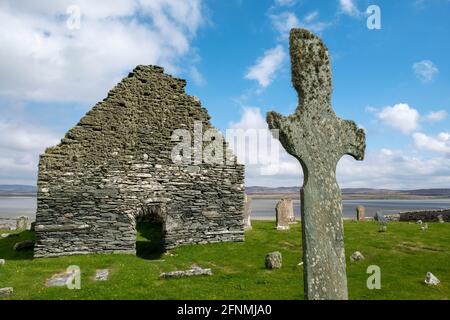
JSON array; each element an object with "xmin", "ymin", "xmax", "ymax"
[{"xmin": 267, "ymin": 29, "xmax": 366, "ymax": 300}]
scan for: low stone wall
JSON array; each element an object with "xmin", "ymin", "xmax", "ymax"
[{"xmin": 399, "ymin": 209, "xmax": 450, "ymax": 222}]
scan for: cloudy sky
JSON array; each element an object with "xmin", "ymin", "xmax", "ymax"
[{"xmin": 0, "ymin": 0, "xmax": 449, "ymax": 189}]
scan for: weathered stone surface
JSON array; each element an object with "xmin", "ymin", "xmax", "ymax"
[
  {"xmin": 0, "ymin": 259, "xmax": 5, "ymax": 266},
  {"xmin": 46, "ymin": 271, "xmax": 77, "ymax": 287},
  {"xmin": 425, "ymin": 272, "xmax": 440, "ymax": 286},
  {"xmin": 275, "ymin": 198, "xmax": 293, "ymax": 230},
  {"xmin": 159, "ymin": 265, "xmax": 212, "ymax": 279},
  {"xmin": 34, "ymin": 65, "xmax": 245, "ymax": 258},
  {"xmin": 243, "ymin": 195, "xmax": 252, "ymax": 230},
  {"xmin": 94, "ymin": 269, "xmax": 110, "ymax": 281},
  {"xmin": 356, "ymin": 205, "xmax": 365, "ymax": 221},
  {"xmin": 350, "ymin": 251, "xmax": 364, "ymax": 262},
  {"xmin": 14, "ymin": 240, "xmax": 35, "ymax": 251},
  {"xmin": 16, "ymin": 216, "xmax": 29, "ymax": 230},
  {"xmin": 266, "ymin": 29, "xmax": 365, "ymax": 300},
  {"xmin": 0, "ymin": 287, "xmax": 13, "ymax": 298},
  {"xmin": 265, "ymin": 252, "xmax": 282, "ymax": 269}
]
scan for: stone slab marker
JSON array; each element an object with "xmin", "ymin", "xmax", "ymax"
[
  {"xmin": 275, "ymin": 198, "xmax": 290, "ymax": 230},
  {"xmin": 356, "ymin": 205, "xmax": 365, "ymax": 221},
  {"xmin": 243, "ymin": 195, "xmax": 252, "ymax": 230},
  {"xmin": 267, "ymin": 29, "xmax": 366, "ymax": 300}
]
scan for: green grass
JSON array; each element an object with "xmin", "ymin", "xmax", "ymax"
[{"xmin": 0, "ymin": 220, "xmax": 449, "ymax": 300}]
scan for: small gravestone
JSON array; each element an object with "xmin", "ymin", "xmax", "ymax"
[
  {"xmin": 0, "ymin": 259, "xmax": 5, "ymax": 266},
  {"xmin": 425, "ymin": 272, "xmax": 440, "ymax": 286},
  {"xmin": 13, "ymin": 240, "xmax": 35, "ymax": 251},
  {"xmin": 0, "ymin": 287, "xmax": 13, "ymax": 298},
  {"xmin": 94, "ymin": 269, "xmax": 110, "ymax": 281},
  {"xmin": 421, "ymin": 223, "xmax": 428, "ymax": 231},
  {"xmin": 416, "ymin": 220, "xmax": 423, "ymax": 225},
  {"xmin": 46, "ymin": 270, "xmax": 78, "ymax": 287},
  {"xmin": 437, "ymin": 215, "xmax": 444, "ymax": 223},
  {"xmin": 356, "ymin": 205, "xmax": 365, "ymax": 221},
  {"xmin": 243, "ymin": 195, "xmax": 252, "ymax": 230},
  {"xmin": 374, "ymin": 212, "xmax": 387, "ymax": 223},
  {"xmin": 275, "ymin": 198, "xmax": 292, "ymax": 230},
  {"xmin": 160, "ymin": 265, "xmax": 212, "ymax": 279},
  {"xmin": 267, "ymin": 29, "xmax": 365, "ymax": 300},
  {"xmin": 350, "ymin": 251, "xmax": 365, "ymax": 262},
  {"xmin": 265, "ymin": 252, "xmax": 282, "ymax": 269},
  {"xmin": 16, "ymin": 216, "xmax": 29, "ymax": 230}
]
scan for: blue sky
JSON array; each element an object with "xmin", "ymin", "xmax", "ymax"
[{"xmin": 0, "ymin": 0, "xmax": 449, "ymax": 188}]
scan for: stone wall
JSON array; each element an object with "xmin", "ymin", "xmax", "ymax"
[
  {"xmin": 399, "ymin": 209, "xmax": 450, "ymax": 222},
  {"xmin": 34, "ymin": 65, "xmax": 245, "ymax": 258}
]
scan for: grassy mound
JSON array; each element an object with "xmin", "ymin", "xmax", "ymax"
[{"xmin": 0, "ymin": 221, "xmax": 449, "ymax": 300}]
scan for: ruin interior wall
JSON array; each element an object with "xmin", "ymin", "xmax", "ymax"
[{"xmin": 34, "ymin": 65, "xmax": 245, "ymax": 258}]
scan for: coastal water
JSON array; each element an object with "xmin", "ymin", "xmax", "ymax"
[{"xmin": 1, "ymin": 196, "xmax": 450, "ymax": 220}]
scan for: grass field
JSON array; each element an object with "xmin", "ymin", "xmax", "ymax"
[{"xmin": 1, "ymin": 220, "xmax": 449, "ymax": 300}]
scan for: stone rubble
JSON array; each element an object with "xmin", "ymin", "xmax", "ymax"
[
  {"xmin": 265, "ymin": 252, "xmax": 282, "ymax": 269},
  {"xmin": 0, "ymin": 287, "xmax": 13, "ymax": 298},
  {"xmin": 350, "ymin": 251, "xmax": 365, "ymax": 263},
  {"xmin": 424, "ymin": 272, "xmax": 440, "ymax": 286}
]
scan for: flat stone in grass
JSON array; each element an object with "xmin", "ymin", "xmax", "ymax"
[
  {"xmin": 13, "ymin": 240, "xmax": 35, "ymax": 251},
  {"xmin": 95, "ymin": 269, "xmax": 110, "ymax": 281},
  {"xmin": 160, "ymin": 265, "xmax": 212, "ymax": 279},
  {"xmin": 0, "ymin": 287, "xmax": 13, "ymax": 298},
  {"xmin": 265, "ymin": 252, "xmax": 282, "ymax": 269},
  {"xmin": 46, "ymin": 271, "xmax": 77, "ymax": 287},
  {"xmin": 350, "ymin": 251, "xmax": 364, "ymax": 263},
  {"xmin": 425, "ymin": 272, "xmax": 440, "ymax": 286}
]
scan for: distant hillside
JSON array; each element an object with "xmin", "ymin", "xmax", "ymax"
[
  {"xmin": 0, "ymin": 185, "xmax": 37, "ymax": 196},
  {"xmin": 246, "ymin": 186, "xmax": 450, "ymax": 199}
]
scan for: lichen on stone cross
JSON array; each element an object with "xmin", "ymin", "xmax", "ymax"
[{"xmin": 266, "ymin": 28, "xmax": 366, "ymax": 300}]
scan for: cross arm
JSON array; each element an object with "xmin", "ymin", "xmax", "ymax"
[{"xmin": 339, "ymin": 119, "xmax": 366, "ymax": 161}]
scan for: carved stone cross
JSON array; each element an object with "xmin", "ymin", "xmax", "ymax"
[{"xmin": 267, "ymin": 29, "xmax": 366, "ymax": 300}]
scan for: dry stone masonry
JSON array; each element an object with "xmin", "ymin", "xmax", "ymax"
[
  {"xmin": 34, "ymin": 65, "xmax": 245, "ymax": 258},
  {"xmin": 267, "ymin": 29, "xmax": 366, "ymax": 300}
]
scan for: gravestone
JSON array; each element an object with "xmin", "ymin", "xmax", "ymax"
[
  {"xmin": 243, "ymin": 195, "xmax": 252, "ymax": 230},
  {"xmin": 275, "ymin": 198, "xmax": 292, "ymax": 230},
  {"xmin": 16, "ymin": 216, "xmax": 29, "ymax": 230},
  {"xmin": 356, "ymin": 205, "xmax": 365, "ymax": 221},
  {"xmin": 267, "ymin": 29, "xmax": 366, "ymax": 300}
]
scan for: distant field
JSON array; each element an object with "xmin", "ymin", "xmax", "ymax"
[{"xmin": 1, "ymin": 221, "xmax": 449, "ymax": 300}]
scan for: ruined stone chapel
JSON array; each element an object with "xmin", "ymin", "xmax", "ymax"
[{"xmin": 34, "ymin": 65, "xmax": 245, "ymax": 258}]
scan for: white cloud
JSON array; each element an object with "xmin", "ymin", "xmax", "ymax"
[
  {"xmin": 413, "ymin": 132, "xmax": 450, "ymax": 154},
  {"xmin": 426, "ymin": 110, "xmax": 447, "ymax": 122},
  {"xmin": 376, "ymin": 103, "xmax": 420, "ymax": 134},
  {"xmin": 337, "ymin": 149, "xmax": 450, "ymax": 189},
  {"xmin": 245, "ymin": 45, "xmax": 287, "ymax": 88},
  {"xmin": 413, "ymin": 60, "xmax": 439, "ymax": 83},
  {"xmin": 0, "ymin": 0, "xmax": 206, "ymax": 103},
  {"xmin": 270, "ymin": 11, "xmax": 330, "ymax": 39},
  {"xmin": 339, "ymin": 0, "xmax": 361, "ymax": 17},
  {"xmin": 0, "ymin": 120, "xmax": 60, "ymax": 185},
  {"xmin": 189, "ymin": 66, "xmax": 205, "ymax": 86},
  {"xmin": 228, "ymin": 109, "xmax": 450, "ymax": 189}
]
